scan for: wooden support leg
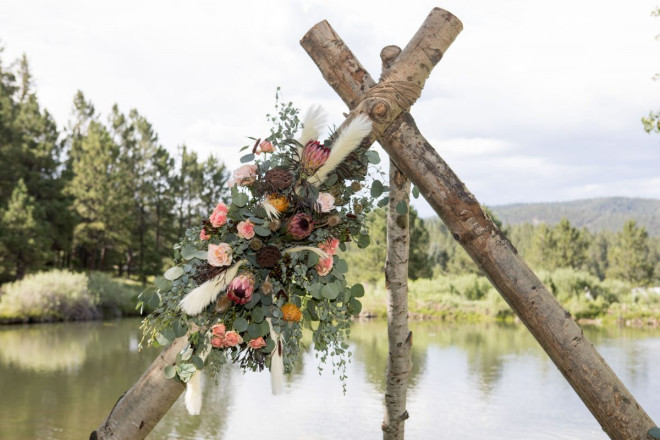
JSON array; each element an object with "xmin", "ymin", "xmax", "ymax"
[{"xmin": 301, "ymin": 9, "xmax": 658, "ymax": 439}]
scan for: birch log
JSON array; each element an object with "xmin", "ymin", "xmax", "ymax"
[
  {"xmin": 90, "ymin": 336, "xmax": 187, "ymax": 440},
  {"xmin": 301, "ymin": 9, "xmax": 658, "ymax": 440},
  {"xmin": 381, "ymin": 45, "xmax": 413, "ymax": 440}
]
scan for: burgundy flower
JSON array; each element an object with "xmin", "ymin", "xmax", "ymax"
[
  {"xmin": 300, "ymin": 140, "xmax": 330, "ymax": 176},
  {"xmin": 226, "ymin": 273, "xmax": 255, "ymax": 305},
  {"xmin": 287, "ymin": 213, "xmax": 314, "ymax": 240}
]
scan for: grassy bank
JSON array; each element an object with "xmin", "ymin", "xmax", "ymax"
[
  {"xmin": 0, "ymin": 270, "xmax": 143, "ymax": 324},
  {"xmin": 358, "ymin": 269, "xmax": 660, "ymax": 327}
]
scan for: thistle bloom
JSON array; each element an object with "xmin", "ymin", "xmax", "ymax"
[
  {"xmin": 315, "ymin": 192, "xmax": 335, "ymax": 213},
  {"xmin": 209, "ymin": 202, "xmax": 228, "ymax": 227},
  {"xmin": 223, "ymin": 331, "xmax": 243, "ymax": 347},
  {"xmin": 236, "ymin": 219, "xmax": 255, "ymax": 240},
  {"xmin": 319, "ymin": 237, "xmax": 340, "ymax": 256},
  {"xmin": 287, "ymin": 213, "xmax": 314, "ymax": 240},
  {"xmin": 248, "ymin": 337, "xmax": 267, "ymax": 349},
  {"xmin": 233, "ymin": 164, "xmax": 258, "ymax": 186},
  {"xmin": 300, "ymin": 140, "xmax": 330, "ymax": 176},
  {"xmin": 316, "ymin": 256, "xmax": 333, "ymax": 276},
  {"xmin": 226, "ymin": 272, "xmax": 255, "ymax": 305},
  {"xmin": 208, "ymin": 243, "xmax": 233, "ymax": 267}
]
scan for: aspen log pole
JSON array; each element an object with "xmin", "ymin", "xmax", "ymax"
[
  {"xmin": 382, "ymin": 45, "xmax": 413, "ymax": 440},
  {"xmin": 90, "ymin": 335, "xmax": 188, "ymax": 440},
  {"xmin": 301, "ymin": 8, "xmax": 658, "ymax": 440}
]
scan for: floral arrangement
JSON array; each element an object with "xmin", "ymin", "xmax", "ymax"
[{"xmin": 138, "ymin": 98, "xmax": 385, "ymax": 415}]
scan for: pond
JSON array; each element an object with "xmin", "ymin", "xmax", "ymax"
[{"xmin": 0, "ymin": 319, "xmax": 658, "ymax": 439}]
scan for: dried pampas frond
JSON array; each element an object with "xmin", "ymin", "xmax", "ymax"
[
  {"xmin": 266, "ymin": 317, "xmax": 284, "ymax": 395},
  {"xmin": 261, "ymin": 199, "xmax": 281, "ymax": 220},
  {"xmin": 310, "ymin": 115, "xmax": 372, "ymax": 187},
  {"xmin": 185, "ymin": 337, "xmax": 212, "ymax": 415},
  {"xmin": 283, "ymin": 246, "xmax": 328, "ymax": 260},
  {"xmin": 179, "ymin": 260, "xmax": 246, "ymax": 315},
  {"xmin": 297, "ymin": 106, "xmax": 328, "ymax": 155}
]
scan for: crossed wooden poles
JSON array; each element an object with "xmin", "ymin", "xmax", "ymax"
[{"xmin": 92, "ymin": 8, "xmax": 658, "ymax": 440}]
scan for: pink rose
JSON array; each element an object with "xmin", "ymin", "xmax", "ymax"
[
  {"xmin": 211, "ymin": 335, "xmax": 226, "ymax": 348},
  {"xmin": 233, "ymin": 164, "xmax": 257, "ymax": 186},
  {"xmin": 316, "ymin": 256, "xmax": 333, "ymax": 276},
  {"xmin": 209, "ymin": 202, "xmax": 229, "ymax": 227},
  {"xmin": 211, "ymin": 323, "xmax": 226, "ymax": 337},
  {"xmin": 223, "ymin": 331, "xmax": 243, "ymax": 347},
  {"xmin": 248, "ymin": 337, "xmax": 267, "ymax": 349},
  {"xmin": 319, "ymin": 237, "xmax": 340, "ymax": 256},
  {"xmin": 315, "ymin": 192, "xmax": 335, "ymax": 213},
  {"xmin": 200, "ymin": 229, "xmax": 210, "ymax": 241},
  {"xmin": 236, "ymin": 219, "xmax": 255, "ymax": 240},
  {"xmin": 208, "ymin": 243, "xmax": 233, "ymax": 267},
  {"xmin": 257, "ymin": 140, "xmax": 275, "ymax": 154}
]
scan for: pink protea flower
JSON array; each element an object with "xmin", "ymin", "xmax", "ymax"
[
  {"xmin": 208, "ymin": 243, "xmax": 233, "ymax": 267},
  {"xmin": 300, "ymin": 140, "xmax": 330, "ymax": 176},
  {"xmin": 319, "ymin": 237, "xmax": 340, "ymax": 256},
  {"xmin": 223, "ymin": 331, "xmax": 243, "ymax": 347},
  {"xmin": 236, "ymin": 219, "xmax": 255, "ymax": 240},
  {"xmin": 316, "ymin": 256, "xmax": 333, "ymax": 276},
  {"xmin": 287, "ymin": 213, "xmax": 314, "ymax": 240},
  {"xmin": 233, "ymin": 164, "xmax": 258, "ymax": 186},
  {"xmin": 209, "ymin": 202, "xmax": 229, "ymax": 227},
  {"xmin": 200, "ymin": 229, "xmax": 211, "ymax": 241},
  {"xmin": 226, "ymin": 272, "xmax": 255, "ymax": 305},
  {"xmin": 248, "ymin": 337, "xmax": 267, "ymax": 349}
]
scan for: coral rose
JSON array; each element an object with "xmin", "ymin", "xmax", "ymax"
[
  {"xmin": 316, "ymin": 256, "xmax": 333, "ymax": 276},
  {"xmin": 223, "ymin": 331, "xmax": 243, "ymax": 347},
  {"xmin": 209, "ymin": 202, "xmax": 229, "ymax": 227},
  {"xmin": 208, "ymin": 243, "xmax": 233, "ymax": 267},
  {"xmin": 237, "ymin": 219, "xmax": 255, "ymax": 240},
  {"xmin": 211, "ymin": 336, "xmax": 226, "ymax": 348},
  {"xmin": 200, "ymin": 229, "xmax": 211, "ymax": 241},
  {"xmin": 211, "ymin": 323, "xmax": 226, "ymax": 337},
  {"xmin": 315, "ymin": 192, "xmax": 335, "ymax": 213},
  {"xmin": 248, "ymin": 337, "xmax": 267, "ymax": 349},
  {"xmin": 257, "ymin": 140, "xmax": 275, "ymax": 154}
]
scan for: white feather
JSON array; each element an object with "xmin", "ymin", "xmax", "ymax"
[
  {"xmin": 266, "ymin": 317, "xmax": 284, "ymax": 395},
  {"xmin": 310, "ymin": 115, "xmax": 372, "ymax": 187},
  {"xmin": 283, "ymin": 246, "xmax": 328, "ymax": 260},
  {"xmin": 179, "ymin": 260, "xmax": 246, "ymax": 315},
  {"xmin": 261, "ymin": 199, "xmax": 281, "ymax": 220},
  {"xmin": 185, "ymin": 370, "xmax": 203, "ymax": 415},
  {"xmin": 297, "ymin": 105, "xmax": 328, "ymax": 155}
]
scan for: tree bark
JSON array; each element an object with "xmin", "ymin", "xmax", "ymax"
[
  {"xmin": 381, "ymin": 45, "xmax": 413, "ymax": 440},
  {"xmin": 90, "ymin": 336, "xmax": 187, "ymax": 440},
  {"xmin": 301, "ymin": 9, "xmax": 658, "ymax": 440}
]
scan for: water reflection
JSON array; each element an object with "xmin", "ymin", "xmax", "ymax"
[{"xmin": 0, "ymin": 319, "xmax": 658, "ymax": 440}]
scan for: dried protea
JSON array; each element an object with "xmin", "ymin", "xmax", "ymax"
[
  {"xmin": 287, "ymin": 213, "xmax": 314, "ymax": 240},
  {"xmin": 226, "ymin": 272, "xmax": 255, "ymax": 305},
  {"xmin": 351, "ymin": 181, "xmax": 362, "ymax": 192},
  {"xmin": 265, "ymin": 168, "xmax": 293, "ymax": 190},
  {"xmin": 300, "ymin": 140, "xmax": 330, "ymax": 177},
  {"xmin": 267, "ymin": 193, "xmax": 289, "ymax": 213},
  {"xmin": 256, "ymin": 245, "xmax": 282, "ymax": 268},
  {"xmin": 281, "ymin": 303, "xmax": 302, "ymax": 322}
]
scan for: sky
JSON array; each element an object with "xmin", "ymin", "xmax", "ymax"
[{"xmin": 1, "ymin": 0, "xmax": 658, "ymax": 217}]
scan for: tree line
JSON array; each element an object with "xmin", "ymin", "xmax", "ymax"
[{"xmin": 0, "ymin": 51, "xmax": 229, "ymax": 283}]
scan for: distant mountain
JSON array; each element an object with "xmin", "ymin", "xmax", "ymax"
[{"xmin": 488, "ymin": 197, "xmax": 660, "ymax": 236}]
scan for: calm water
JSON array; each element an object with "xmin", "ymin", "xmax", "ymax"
[{"xmin": 0, "ymin": 319, "xmax": 658, "ymax": 440}]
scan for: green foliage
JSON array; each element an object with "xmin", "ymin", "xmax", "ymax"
[{"xmin": 606, "ymin": 220, "xmax": 653, "ymax": 285}]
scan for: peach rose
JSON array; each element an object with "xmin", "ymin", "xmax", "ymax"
[
  {"xmin": 208, "ymin": 243, "xmax": 233, "ymax": 267},
  {"xmin": 223, "ymin": 330, "xmax": 243, "ymax": 347},
  {"xmin": 316, "ymin": 256, "xmax": 333, "ymax": 276},
  {"xmin": 319, "ymin": 237, "xmax": 340, "ymax": 256},
  {"xmin": 209, "ymin": 202, "xmax": 229, "ymax": 227},
  {"xmin": 200, "ymin": 229, "xmax": 210, "ymax": 241},
  {"xmin": 315, "ymin": 192, "xmax": 335, "ymax": 213},
  {"xmin": 248, "ymin": 337, "xmax": 267, "ymax": 349},
  {"xmin": 233, "ymin": 164, "xmax": 257, "ymax": 186},
  {"xmin": 211, "ymin": 323, "xmax": 226, "ymax": 337},
  {"xmin": 211, "ymin": 335, "xmax": 226, "ymax": 348},
  {"xmin": 236, "ymin": 219, "xmax": 255, "ymax": 240},
  {"xmin": 257, "ymin": 140, "xmax": 275, "ymax": 154}
]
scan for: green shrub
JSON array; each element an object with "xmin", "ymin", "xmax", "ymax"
[{"xmin": 88, "ymin": 272, "xmax": 142, "ymax": 316}]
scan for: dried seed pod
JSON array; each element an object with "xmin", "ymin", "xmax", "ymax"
[
  {"xmin": 268, "ymin": 219, "xmax": 281, "ymax": 232},
  {"xmin": 264, "ymin": 168, "xmax": 293, "ymax": 190},
  {"xmin": 327, "ymin": 214, "xmax": 342, "ymax": 227},
  {"xmin": 250, "ymin": 238, "xmax": 264, "ymax": 251},
  {"xmin": 215, "ymin": 295, "xmax": 232, "ymax": 313},
  {"xmin": 256, "ymin": 245, "xmax": 282, "ymax": 268}
]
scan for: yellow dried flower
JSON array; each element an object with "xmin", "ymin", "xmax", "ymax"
[
  {"xmin": 281, "ymin": 303, "xmax": 302, "ymax": 322},
  {"xmin": 267, "ymin": 193, "xmax": 289, "ymax": 213}
]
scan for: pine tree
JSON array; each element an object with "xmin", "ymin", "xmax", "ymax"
[{"xmin": 607, "ymin": 220, "xmax": 653, "ymax": 285}]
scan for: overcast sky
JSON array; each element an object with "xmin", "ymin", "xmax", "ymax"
[{"xmin": 1, "ymin": 0, "xmax": 658, "ymax": 216}]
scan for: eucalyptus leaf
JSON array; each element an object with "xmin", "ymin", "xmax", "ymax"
[
  {"xmin": 233, "ymin": 317, "xmax": 248, "ymax": 332},
  {"xmin": 164, "ymin": 365, "xmax": 176, "ymax": 379},
  {"xmin": 357, "ymin": 234, "xmax": 371, "ymax": 248},
  {"xmin": 147, "ymin": 292, "xmax": 161, "ymax": 308},
  {"xmin": 396, "ymin": 200, "xmax": 408, "ymax": 215},
  {"xmin": 649, "ymin": 427, "xmax": 660, "ymax": 439},
  {"xmin": 164, "ymin": 266, "xmax": 184, "ymax": 281},
  {"xmin": 247, "ymin": 323, "xmax": 262, "ymax": 339},
  {"xmin": 412, "ymin": 185, "xmax": 420, "ymax": 199},
  {"xmin": 181, "ymin": 244, "xmax": 197, "ymax": 260},
  {"xmin": 322, "ymin": 283, "xmax": 340, "ymax": 300},
  {"xmin": 370, "ymin": 180, "xmax": 384, "ymax": 198},
  {"xmin": 349, "ymin": 298, "xmax": 363, "ymax": 315},
  {"xmin": 173, "ymin": 320, "xmax": 188, "ymax": 338},
  {"xmin": 334, "ymin": 258, "xmax": 348, "ymax": 274},
  {"xmin": 240, "ymin": 153, "xmax": 255, "ymax": 163},
  {"xmin": 351, "ymin": 283, "xmax": 365, "ymax": 298},
  {"xmin": 154, "ymin": 276, "xmax": 171, "ymax": 292},
  {"xmin": 251, "ymin": 306, "xmax": 265, "ymax": 323},
  {"xmin": 365, "ymin": 150, "xmax": 381, "ymax": 164},
  {"xmin": 254, "ymin": 226, "xmax": 271, "ymax": 237},
  {"xmin": 191, "ymin": 355, "xmax": 205, "ymax": 370},
  {"xmin": 233, "ymin": 193, "xmax": 249, "ymax": 208},
  {"xmin": 195, "ymin": 250, "xmax": 208, "ymax": 260},
  {"xmin": 307, "ymin": 251, "xmax": 319, "ymax": 267},
  {"xmin": 378, "ymin": 196, "xmax": 390, "ymax": 208}
]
